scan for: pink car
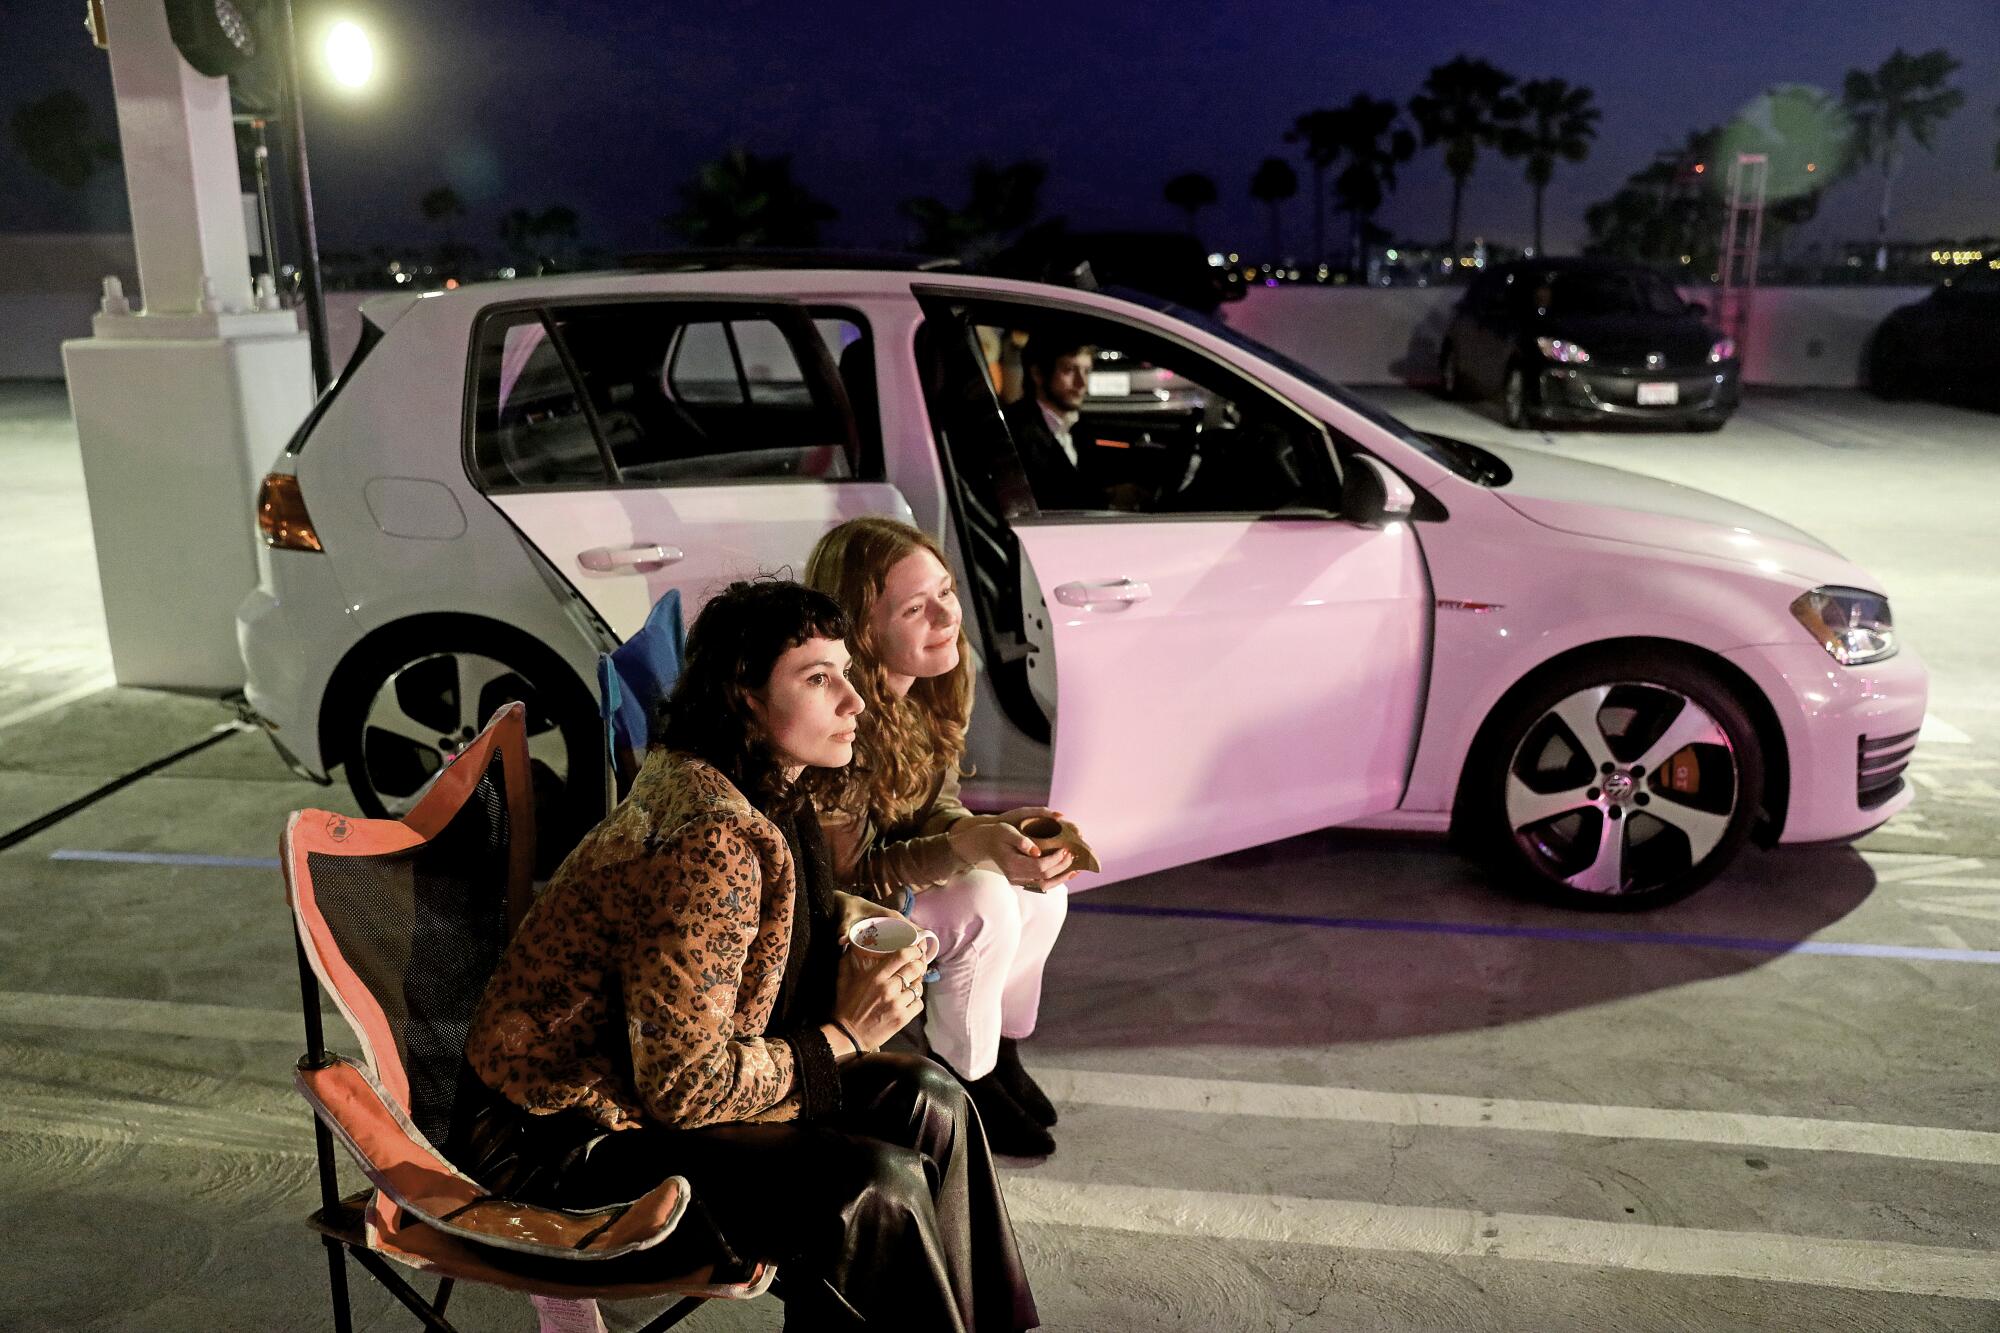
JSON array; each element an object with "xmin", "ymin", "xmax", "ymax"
[{"xmin": 237, "ymin": 262, "xmax": 1924, "ymax": 909}]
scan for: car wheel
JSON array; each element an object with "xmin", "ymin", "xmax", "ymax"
[
  {"xmin": 336, "ymin": 629, "xmax": 600, "ymax": 871},
  {"xmin": 1463, "ymin": 652, "xmax": 1765, "ymax": 910},
  {"xmin": 1502, "ymin": 364, "xmax": 1534, "ymax": 429},
  {"xmin": 1439, "ymin": 345, "xmax": 1466, "ymax": 400}
]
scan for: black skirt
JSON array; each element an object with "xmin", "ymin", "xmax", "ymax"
[{"xmin": 454, "ymin": 1052, "xmax": 1038, "ymax": 1332}]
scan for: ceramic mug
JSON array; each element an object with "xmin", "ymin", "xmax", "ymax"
[{"xmin": 846, "ymin": 914, "xmax": 941, "ymax": 965}]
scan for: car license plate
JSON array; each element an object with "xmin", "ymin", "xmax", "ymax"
[
  {"xmin": 1637, "ymin": 381, "xmax": 1679, "ymax": 406},
  {"xmin": 1087, "ymin": 371, "xmax": 1131, "ymax": 397}
]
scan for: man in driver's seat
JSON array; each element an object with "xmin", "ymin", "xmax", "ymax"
[{"xmin": 1006, "ymin": 334, "xmax": 1114, "ymax": 511}]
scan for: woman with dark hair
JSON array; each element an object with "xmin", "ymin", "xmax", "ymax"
[{"xmin": 459, "ymin": 579, "xmax": 1038, "ymax": 1331}]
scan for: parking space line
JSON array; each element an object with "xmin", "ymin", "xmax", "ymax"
[
  {"xmin": 48, "ymin": 849, "xmax": 281, "ymax": 869},
  {"xmin": 1920, "ymin": 714, "xmax": 1972, "ymax": 745},
  {"xmin": 0, "ymin": 674, "xmax": 115, "ymax": 734},
  {"xmin": 0, "ymin": 990, "xmax": 302, "ymax": 1043},
  {"xmin": 1068, "ymin": 902, "xmax": 2000, "ymax": 966},
  {"xmin": 1038, "ymin": 1069, "xmax": 2000, "ymax": 1166},
  {"xmin": 1006, "ymin": 1178, "xmax": 2000, "ymax": 1300}
]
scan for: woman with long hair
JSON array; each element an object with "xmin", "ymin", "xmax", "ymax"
[
  {"xmin": 805, "ymin": 518, "xmax": 1080, "ymax": 1159},
  {"xmin": 459, "ymin": 579, "xmax": 1038, "ymax": 1331}
]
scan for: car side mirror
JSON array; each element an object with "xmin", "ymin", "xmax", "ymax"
[
  {"xmin": 1343, "ymin": 454, "xmax": 1416, "ymax": 526},
  {"xmin": 1684, "ymin": 299, "xmax": 1708, "ymax": 317}
]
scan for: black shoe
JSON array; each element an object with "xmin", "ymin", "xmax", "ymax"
[
  {"xmin": 939, "ymin": 1058, "xmax": 1054, "ymax": 1157},
  {"xmin": 994, "ymin": 1037, "xmax": 1057, "ymax": 1128}
]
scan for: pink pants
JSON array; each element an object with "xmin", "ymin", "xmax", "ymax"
[{"xmin": 908, "ymin": 869, "xmax": 1069, "ymax": 1080}]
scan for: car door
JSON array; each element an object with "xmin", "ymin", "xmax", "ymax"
[
  {"xmin": 916, "ymin": 291, "xmax": 1432, "ymax": 886},
  {"xmin": 466, "ymin": 297, "xmax": 911, "ymax": 641}
]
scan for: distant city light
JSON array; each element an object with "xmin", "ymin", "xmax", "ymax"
[
  {"xmin": 324, "ymin": 20, "xmax": 375, "ymax": 89},
  {"xmin": 1805, "ymin": 162, "xmax": 1817, "ymax": 172},
  {"xmin": 1206, "ymin": 252, "xmax": 1225, "ymax": 267},
  {"xmin": 1692, "ymin": 162, "xmax": 1706, "ymax": 174},
  {"xmin": 1385, "ymin": 248, "xmax": 1398, "ymax": 260}
]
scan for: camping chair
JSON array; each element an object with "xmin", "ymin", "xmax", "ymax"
[
  {"xmin": 596, "ymin": 587, "xmax": 685, "ymax": 806},
  {"xmin": 282, "ymin": 700, "xmax": 772, "ymax": 1332}
]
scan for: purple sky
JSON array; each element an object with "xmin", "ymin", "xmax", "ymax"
[{"xmin": 7, "ymin": 0, "xmax": 1997, "ymax": 260}]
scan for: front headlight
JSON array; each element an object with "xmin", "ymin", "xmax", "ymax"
[
  {"xmin": 1709, "ymin": 337, "xmax": 1737, "ymax": 363},
  {"xmin": 1790, "ymin": 586, "xmax": 1897, "ymax": 665},
  {"xmin": 1536, "ymin": 336, "xmax": 1591, "ymax": 364}
]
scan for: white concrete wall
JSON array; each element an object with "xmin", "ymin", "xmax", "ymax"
[{"xmin": 1220, "ymin": 284, "xmax": 1932, "ymax": 388}]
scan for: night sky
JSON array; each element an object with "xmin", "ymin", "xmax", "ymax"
[{"xmin": 8, "ymin": 0, "xmax": 1998, "ymax": 261}]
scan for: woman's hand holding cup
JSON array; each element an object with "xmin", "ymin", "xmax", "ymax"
[
  {"xmin": 833, "ymin": 915, "xmax": 939, "ymax": 1052},
  {"xmin": 948, "ymin": 818, "xmax": 1076, "ymax": 891}
]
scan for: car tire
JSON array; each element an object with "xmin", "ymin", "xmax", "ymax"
[
  {"xmin": 1439, "ymin": 345, "xmax": 1468, "ymax": 401},
  {"xmin": 1501, "ymin": 364, "xmax": 1536, "ymax": 430},
  {"xmin": 1689, "ymin": 415, "xmax": 1728, "ymax": 433},
  {"xmin": 1461, "ymin": 650, "xmax": 1765, "ymax": 910},
  {"xmin": 333, "ymin": 625, "xmax": 602, "ymax": 874}
]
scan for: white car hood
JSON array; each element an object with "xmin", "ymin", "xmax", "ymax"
[{"xmin": 1485, "ymin": 445, "xmax": 1857, "ymax": 581}]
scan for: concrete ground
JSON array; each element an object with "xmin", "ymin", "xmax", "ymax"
[{"xmin": 3, "ymin": 383, "xmax": 1998, "ymax": 1331}]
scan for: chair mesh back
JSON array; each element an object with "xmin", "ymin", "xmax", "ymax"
[{"xmin": 306, "ymin": 757, "xmax": 515, "ymax": 1148}]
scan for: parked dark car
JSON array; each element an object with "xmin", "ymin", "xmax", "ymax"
[
  {"xmin": 1869, "ymin": 268, "xmax": 2000, "ymax": 410},
  {"xmin": 1439, "ymin": 258, "xmax": 1741, "ymax": 431}
]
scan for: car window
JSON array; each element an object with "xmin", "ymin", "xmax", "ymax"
[
  {"xmin": 1110, "ymin": 287, "xmax": 1503, "ymax": 486},
  {"xmin": 953, "ymin": 302, "xmax": 1339, "ymax": 518},
  {"xmin": 1526, "ymin": 270, "xmax": 1685, "ymax": 317},
  {"xmin": 470, "ymin": 301, "xmax": 870, "ymax": 490},
  {"xmin": 469, "ymin": 311, "xmax": 610, "ymax": 489}
]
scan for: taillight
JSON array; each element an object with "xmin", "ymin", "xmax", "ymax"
[{"xmin": 258, "ymin": 473, "xmax": 323, "ymax": 552}]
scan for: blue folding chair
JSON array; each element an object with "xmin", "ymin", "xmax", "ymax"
[{"xmin": 597, "ymin": 588, "xmax": 686, "ymax": 806}]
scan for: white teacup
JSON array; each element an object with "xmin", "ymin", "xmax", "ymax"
[{"xmin": 847, "ymin": 914, "xmax": 940, "ymax": 964}]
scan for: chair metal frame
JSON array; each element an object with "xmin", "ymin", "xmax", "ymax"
[{"xmin": 285, "ymin": 702, "xmax": 770, "ymax": 1331}]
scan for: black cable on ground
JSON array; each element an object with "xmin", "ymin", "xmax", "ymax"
[{"xmin": 0, "ymin": 721, "xmax": 252, "ymax": 854}]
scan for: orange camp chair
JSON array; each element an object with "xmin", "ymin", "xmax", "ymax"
[{"xmin": 282, "ymin": 701, "xmax": 774, "ymax": 1331}]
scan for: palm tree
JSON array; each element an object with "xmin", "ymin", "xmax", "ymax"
[
  {"xmin": 1162, "ymin": 172, "xmax": 1219, "ymax": 237},
  {"xmin": 665, "ymin": 147, "xmax": 837, "ymax": 249},
  {"xmin": 901, "ymin": 159, "xmax": 1047, "ymax": 261},
  {"xmin": 1500, "ymin": 79, "xmax": 1600, "ymax": 256},
  {"xmin": 1408, "ymin": 56, "xmax": 1521, "ymax": 267},
  {"xmin": 1324, "ymin": 95, "xmax": 1416, "ymax": 276},
  {"xmin": 1842, "ymin": 48, "xmax": 1965, "ymax": 272},
  {"xmin": 1248, "ymin": 157, "xmax": 1298, "ymax": 261},
  {"xmin": 1284, "ymin": 109, "xmax": 1342, "ymax": 264},
  {"xmin": 1583, "ymin": 126, "xmax": 1724, "ymax": 272}
]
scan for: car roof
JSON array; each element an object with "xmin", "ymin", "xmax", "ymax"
[{"xmin": 357, "ymin": 265, "xmax": 1161, "ymax": 328}]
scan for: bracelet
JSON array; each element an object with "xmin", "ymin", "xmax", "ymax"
[{"xmin": 831, "ymin": 1018, "xmax": 866, "ymax": 1056}]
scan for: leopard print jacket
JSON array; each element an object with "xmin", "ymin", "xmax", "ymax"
[{"xmin": 465, "ymin": 750, "xmax": 808, "ymax": 1131}]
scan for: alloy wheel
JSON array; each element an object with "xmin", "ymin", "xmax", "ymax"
[
  {"xmin": 357, "ymin": 650, "xmax": 570, "ymax": 816},
  {"xmin": 1504, "ymin": 682, "xmax": 1738, "ymax": 898}
]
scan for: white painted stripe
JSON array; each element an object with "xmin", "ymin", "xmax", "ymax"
[
  {"xmin": 0, "ymin": 673, "xmax": 115, "ymax": 734},
  {"xmin": 1038, "ymin": 1069, "xmax": 2000, "ymax": 1167},
  {"xmin": 1920, "ymin": 714, "xmax": 1972, "ymax": 745},
  {"xmin": 1868, "ymin": 857, "xmax": 1987, "ymax": 884},
  {"xmin": 1006, "ymin": 1179, "xmax": 2000, "ymax": 1300},
  {"xmin": 0, "ymin": 990, "xmax": 305, "ymax": 1044},
  {"xmin": 2, "ymin": 1088, "xmax": 305, "ymax": 1158}
]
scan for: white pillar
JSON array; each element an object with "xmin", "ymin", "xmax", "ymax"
[{"xmin": 62, "ymin": 0, "xmax": 316, "ymax": 690}]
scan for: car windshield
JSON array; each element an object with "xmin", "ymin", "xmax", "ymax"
[
  {"xmin": 1110, "ymin": 287, "xmax": 1508, "ymax": 486},
  {"xmin": 1534, "ymin": 270, "xmax": 1687, "ymax": 317}
]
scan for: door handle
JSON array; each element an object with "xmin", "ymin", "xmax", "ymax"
[
  {"xmin": 577, "ymin": 543, "xmax": 683, "ymax": 573},
  {"xmin": 1053, "ymin": 578, "xmax": 1151, "ymax": 610}
]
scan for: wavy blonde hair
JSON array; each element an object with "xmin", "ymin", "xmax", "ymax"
[{"xmin": 801, "ymin": 517, "xmax": 974, "ymax": 824}]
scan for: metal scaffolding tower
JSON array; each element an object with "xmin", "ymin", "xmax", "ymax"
[{"xmin": 1717, "ymin": 153, "xmax": 1769, "ymax": 358}]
